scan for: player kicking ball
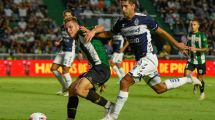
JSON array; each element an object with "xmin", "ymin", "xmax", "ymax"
[{"xmin": 94, "ymin": 0, "xmax": 202, "ymax": 120}]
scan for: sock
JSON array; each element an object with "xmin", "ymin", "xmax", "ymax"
[
  {"xmin": 113, "ymin": 66, "xmax": 123, "ymax": 80},
  {"xmin": 64, "ymin": 73, "xmax": 72, "ymax": 89},
  {"xmin": 52, "ymin": 70, "xmax": 66, "ymax": 89},
  {"xmin": 200, "ymin": 80, "xmax": 205, "ymax": 93},
  {"xmin": 164, "ymin": 77, "xmax": 192, "ymax": 90},
  {"xmin": 67, "ymin": 96, "xmax": 79, "ymax": 119},
  {"xmin": 104, "ymin": 101, "xmax": 112, "ymax": 109},
  {"xmin": 112, "ymin": 91, "xmax": 128, "ymax": 119},
  {"xmin": 86, "ymin": 89, "xmax": 108, "ymax": 107},
  {"xmin": 118, "ymin": 67, "xmax": 125, "ymax": 78}
]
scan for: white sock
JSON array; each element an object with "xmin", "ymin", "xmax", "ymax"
[
  {"xmin": 118, "ymin": 67, "xmax": 125, "ymax": 78},
  {"xmin": 112, "ymin": 91, "xmax": 128, "ymax": 119},
  {"xmin": 113, "ymin": 66, "xmax": 123, "ymax": 80},
  {"xmin": 63, "ymin": 73, "xmax": 72, "ymax": 89},
  {"xmin": 164, "ymin": 77, "xmax": 192, "ymax": 90},
  {"xmin": 52, "ymin": 70, "xmax": 66, "ymax": 89}
]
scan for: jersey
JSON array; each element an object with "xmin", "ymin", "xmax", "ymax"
[
  {"xmin": 60, "ymin": 25, "xmax": 75, "ymax": 52},
  {"xmin": 77, "ymin": 31, "xmax": 109, "ymax": 67},
  {"xmin": 112, "ymin": 34, "xmax": 125, "ymax": 53},
  {"xmin": 187, "ymin": 31, "xmax": 208, "ymax": 64},
  {"xmin": 112, "ymin": 13, "xmax": 158, "ymax": 61}
]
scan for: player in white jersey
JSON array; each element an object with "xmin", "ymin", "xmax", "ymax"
[
  {"xmin": 110, "ymin": 33, "xmax": 129, "ymax": 83},
  {"xmin": 95, "ymin": 0, "xmax": 202, "ymax": 119},
  {"xmin": 50, "ymin": 10, "xmax": 76, "ymax": 96}
]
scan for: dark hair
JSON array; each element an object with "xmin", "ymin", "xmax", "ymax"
[
  {"xmin": 121, "ymin": 0, "xmax": 139, "ymax": 10},
  {"xmin": 63, "ymin": 9, "xmax": 74, "ymax": 16},
  {"xmin": 121, "ymin": 0, "xmax": 136, "ymax": 4},
  {"xmin": 191, "ymin": 18, "xmax": 200, "ymax": 24}
]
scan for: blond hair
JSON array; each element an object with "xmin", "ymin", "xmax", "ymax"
[{"xmin": 64, "ymin": 16, "xmax": 78, "ymax": 24}]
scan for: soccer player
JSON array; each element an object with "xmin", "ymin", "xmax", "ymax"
[
  {"xmin": 95, "ymin": 0, "xmax": 202, "ymax": 119},
  {"xmin": 63, "ymin": 17, "xmax": 113, "ymax": 120},
  {"xmin": 50, "ymin": 10, "xmax": 76, "ymax": 96},
  {"xmin": 110, "ymin": 33, "xmax": 129, "ymax": 83},
  {"xmin": 184, "ymin": 19, "xmax": 208, "ymax": 100}
]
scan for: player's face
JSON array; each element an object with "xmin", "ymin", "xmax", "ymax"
[
  {"xmin": 120, "ymin": 1, "xmax": 135, "ymax": 19},
  {"xmin": 190, "ymin": 21, "xmax": 199, "ymax": 33},
  {"xmin": 64, "ymin": 12, "xmax": 73, "ymax": 19},
  {"xmin": 65, "ymin": 21, "xmax": 79, "ymax": 38}
]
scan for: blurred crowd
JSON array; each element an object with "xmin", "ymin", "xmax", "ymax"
[
  {"xmin": 0, "ymin": 0, "xmax": 59, "ymax": 55},
  {"xmin": 66, "ymin": 0, "xmax": 120, "ymax": 17},
  {"xmin": 153, "ymin": 0, "xmax": 215, "ymax": 55},
  {"xmin": 0, "ymin": 0, "xmax": 214, "ymax": 57}
]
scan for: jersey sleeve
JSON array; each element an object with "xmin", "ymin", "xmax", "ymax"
[
  {"xmin": 145, "ymin": 16, "xmax": 158, "ymax": 31},
  {"xmin": 201, "ymin": 33, "xmax": 208, "ymax": 48}
]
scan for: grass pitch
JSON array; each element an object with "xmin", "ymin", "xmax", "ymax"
[{"xmin": 0, "ymin": 76, "xmax": 215, "ymax": 120}]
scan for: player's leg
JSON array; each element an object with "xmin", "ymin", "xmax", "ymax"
[
  {"xmin": 116, "ymin": 53, "xmax": 126, "ymax": 82},
  {"xmin": 197, "ymin": 63, "xmax": 206, "ymax": 100},
  {"xmin": 147, "ymin": 62, "xmax": 202, "ymax": 94},
  {"xmin": 67, "ymin": 78, "xmax": 81, "ymax": 120},
  {"xmin": 74, "ymin": 64, "xmax": 112, "ymax": 119},
  {"xmin": 74, "ymin": 77, "xmax": 111, "ymax": 107},
  {"xmin": 111, "ymin": 53, "xmax": 124, "ymax": 81},
  {"xmin": 62, "ymin": 52, "xmax": 75, "ymax": 89},
  {"xmin": 51, "ymin": 53, "xmax": 67, "ymax": 94},
  {"xmin": 148, "ymin": 74, "xmax": 200, "ymax": 94},
  {"xmin": 104, "ymin": 54, "xmax": 151, "ymax": 120},
  {"xmin": 103, "ymin": 74, "xmax": 134, "ymax": 120},
  {"xmin": 184, "ymin": 62, "xmax": 198, "ymax": 94}
]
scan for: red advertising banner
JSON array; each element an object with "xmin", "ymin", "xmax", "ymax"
[{"xmin": 0, "ymin": 60, "xmax": 214, "ymax": 76}]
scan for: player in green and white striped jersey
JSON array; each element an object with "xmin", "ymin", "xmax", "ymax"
[
  {"xmin": 64, "ymin": 17, "xmax": 113, "ymax": 120},
  {"xmin": 184, "ymin": 19, "xmax": 209, "ymax": 100}
]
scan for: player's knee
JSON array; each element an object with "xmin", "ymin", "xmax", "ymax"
[
  {"xmin": 74, "ymin": 86, "xmax": 88, "ymax": 97},
  {"xmin": 120, "ymin": 75, "xmax": 133, "ymax": 88},
  {"xmin": 152, "ymin": 83, "xmax": 167, "ymax": 94},
  {"xmin": 50, "ymin": 67, "xmax": 56, "ymax": 72}
]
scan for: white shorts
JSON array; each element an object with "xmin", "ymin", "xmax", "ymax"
[
  {"xmin": 111, "ymin": 52, "xmax": 124, "ymax": 63},
  {"xmin": 53, "ymin": 51, "xmax": 75, "ymax": 67},
  {"xmin": 129, "ymin": 53, "xmax": 159, "ymax": 84}
]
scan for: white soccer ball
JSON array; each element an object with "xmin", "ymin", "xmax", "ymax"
[{"xmin": 29, "ymin": 112, "xmax": 47, "ymax": 120}]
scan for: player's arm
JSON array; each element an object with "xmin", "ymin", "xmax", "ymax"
[
  {"xmin": 155, "ymin": 27, "xmax": 189, "ymax": 51},
  {"xmin": 95, "ymin": 31, "xmax": 114, "ymax": 39},
  {"xmin": 119, "ymin": 39, "xmax": 129, "ymax": 53},
  {"xmin": 80, "ymin": 25, "xmax": 105, "ymax": 42},
  {"xmin": 189, "ymin": 47, "xmax": 209, "ymax": 53}
]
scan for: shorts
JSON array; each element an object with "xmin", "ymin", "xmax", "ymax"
[
  {"xmin": 129, "ymin": 53, "xmax": 158, "ymax": 83},
  {"xmin": 53, "ymin": 51, "xmax": 75, "ymax": 67},
  {"xmin": 80, "ymin": 64, "xmax": 110, "ymax": 89},
  {"xmin": 110, "ymin": 52, "xmax": 124, "ymax": 63},
  {"xmin": 185, "ymin": 62, "xmax": 206, "ymax": 75}
]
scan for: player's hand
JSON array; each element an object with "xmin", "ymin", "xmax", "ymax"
[
  {"xmin": 118, "ymin": 48, "xmax": 124, "ymax": 53},
  {"xmin": 77, "ymin": 52, "xmax": 84, "ymax": 61},
  {"xmin": 84, "ymin": 30, "xmax": 96, "ymax": 42},
  {"xmin": 80, "ymin": 26, "xmax": 89, "ymax": 33},
  {"xmin": 177, "ymin": 42, "xmax": 189, "ymax": 51},
  {"xmin": 180, "ymin": 50, "xmax": 189, "ymax": 56},
  {"xmin": 190, "ymin": 46, "xmax": 197, "ymax": 53},
  {"xmin": 54, "ymin": 41, "xmax": 61, "ymax": 46}
]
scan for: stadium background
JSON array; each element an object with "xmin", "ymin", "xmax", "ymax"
[
  {"xmin": 0, "ymin": 0, "xmax": 215, "ymax": 120},
  {"xmin": 0, "ymin": 0, "xmax": 214, "ymax": 76}
]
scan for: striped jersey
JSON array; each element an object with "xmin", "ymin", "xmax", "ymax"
[
  {"xmin": 77, "ymin": 30, "xmax": 109, "ymax": 67},
  {"xmin": 60, "ymin": 25, "xmax": 75, "ymax": 52},
  {"xmin": 112, "ymin": 34, "xmax": 125, "ymax": 53},
  {"xmin": 187, "ymin": 31, "xmax": 208, "ymax": 64},
  {"xmin": 112, "ymin": 13, "xmax": 158, "ymax": 61}
]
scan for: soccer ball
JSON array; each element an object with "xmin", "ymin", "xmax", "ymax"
[{"xmin": 29, "ymin": 112, "xmax": 47, "ymax": 120}]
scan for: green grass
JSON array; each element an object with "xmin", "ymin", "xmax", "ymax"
[{"xmin": 0, "ymin": 76, "xmax": 215, "ymax": 120}]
